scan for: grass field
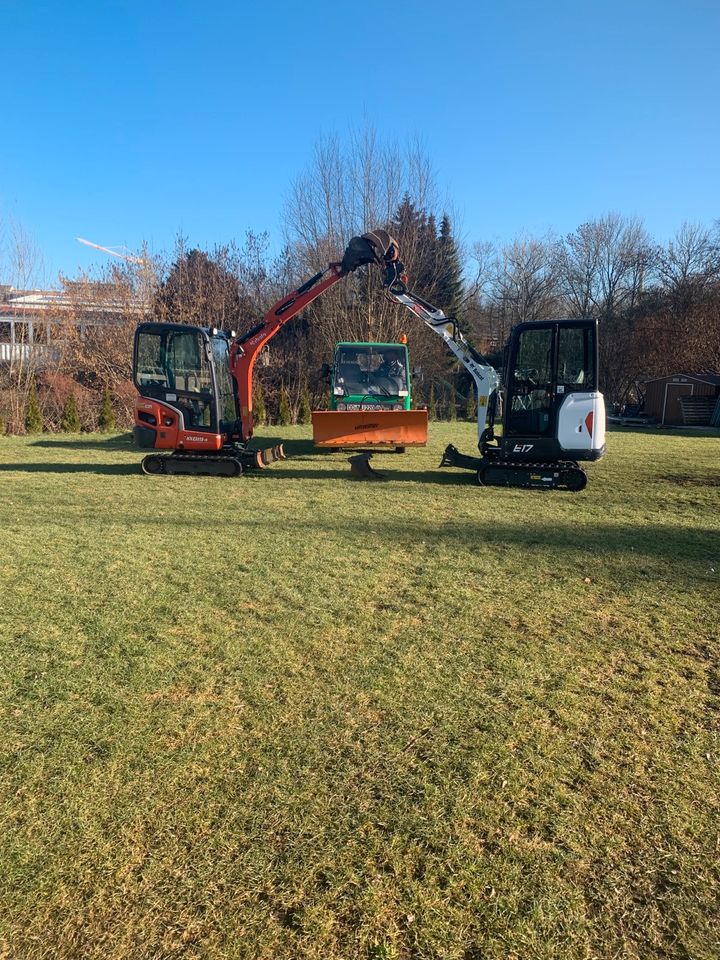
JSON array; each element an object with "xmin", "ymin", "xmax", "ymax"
[{"xmin": 1, "ymin": 423, "xmax": 719, "ymax": 960}]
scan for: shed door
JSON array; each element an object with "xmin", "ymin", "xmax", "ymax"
[{"xmin": 663, "ymin": 382, "xmax": 693, "ymax": 425}]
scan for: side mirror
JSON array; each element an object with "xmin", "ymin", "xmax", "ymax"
[
  {"xmin": 412, "ymin": 365, "xmax": 423, "ymax": 380},
  {"xmin": 320, "ymin": 362, "xmax": 331, "ymax": 380}
]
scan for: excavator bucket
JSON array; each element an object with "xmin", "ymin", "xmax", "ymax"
[
  {"xmin": 348, "ymin": 451, "xmax": 386, "ymax": 480},
  {"xmin": 312, "ymin": 409, "xmax": 428, "ymax": 448}
]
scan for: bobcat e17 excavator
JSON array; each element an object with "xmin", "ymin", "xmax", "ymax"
[
  {"xmin": 346, "ymin": 231, "xmax": 606, "ymax": 490},
  {"xmin": 132, "ymin": 234, "xmax": 389, "ymax": 476}
]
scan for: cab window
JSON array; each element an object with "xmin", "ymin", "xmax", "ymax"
[{"xmin": 557, "ymin": 325, "xmax": 595, "ymax": 391}]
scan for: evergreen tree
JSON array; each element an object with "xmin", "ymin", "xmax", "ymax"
[
  {"xmin": 61, "ymin": 393, "xmax": 81, "ymax": 432},
  {"xmin": 25, "ymin": 380, "xmax": 43, "ymax": 433},
  {"xmin": 437, "ymin": 214, "xmax": 464, "ymax": 320},
  {"xmin": 465, "ymin": 383, "xmax": 477, "ymax": 422},
  {"xmin": 390, "ymin": 195, "xmax": 437, "ymax": 295},
  {"xmin": 390, "ymin": 194, "xmax": 425, "ymax": 243},
  {"xmin": 428, "ymin": 383, "xmax": 437, "ymax": 421},
  {"xmin": 253, "ymin": 382, "xmax": 267, "ymax": 425},
  {"xmin": 298, "ymin": 380, "xmax": 312, "ymax": 425},
  {"xmin": 278, "ymin": 385, "xmax": 291, "ymax": 426},
  {"xmin": 447, "ymin": 385, "xmax": 457, "ymax": 421},
  {"xmin": 98, "ymin": 387, "xmax": 116, "ymax": 432},
  {"xmin": 153, "ymin": 242, "xmax": 243, "ymax": 329}
]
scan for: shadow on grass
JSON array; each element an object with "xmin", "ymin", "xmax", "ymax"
[
  {"xmin": 261, "ymin": 464, "xmax": 472, "ymax": 485},
  {"xmin": 31, "ymin": 434, "xmax": 134, "ymax": 450},
  {"xmin": 255, "ymin": 436, "xmax": 317, "ymax": 459},
  {"xmin": 0, "ymin": 462, "xmax": 139, "ymax": 476}
]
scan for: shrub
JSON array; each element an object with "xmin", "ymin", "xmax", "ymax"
[
  {"xmin": 278, "ymin": 385, "xmax": 291, "ymax": 426},
  {"xmin": 466, "ymin": 384, "xmax": 476, "ymax": 421},
  {"xmin": 25, "ymin": 380, "xmax": 43, "ymax": 433},
  {"xmin": 428, "ymin": 384, "xmax": 437, "ymax": 421},
  {"xmin": 298, "ymin": 381, "xmax": 312, "ymax": 425},
  {"xmin": 98, "ymin": 387, "xmax": 116, "ymax": 432},
  {"xmin": 61, "ymin": 394, "xmax": 81, "ymax": 432},
  {"xmin": 253, "ymin": 383, "xmax": 267, "ymax": 425}
]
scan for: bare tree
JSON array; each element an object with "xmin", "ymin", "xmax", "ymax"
[
  {"xmin": 557, "ymin": 213, "xmax": 654, "ymax": 319},
  {"xmin": 282, "ymin": 126, "xmax": 442, "ymax": 351},
  {"xmin": 489, "ymin": 234, "xmax": 560, "ymax": 343},
  {"xmin": 0, "ymin": 217, "xmax": 49, "ymax": 431},
  {"xmin": 657, "ymin": 221, "xmax": 720, "ymax": 313}
]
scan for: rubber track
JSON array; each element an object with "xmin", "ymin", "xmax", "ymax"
[
  {"xmin": 141, "ymin": 454, "xmax": 243, "ymax": 477},
  {"xmin": 478, "ymin": 459, "xmax": 587, "ymax": 491}
]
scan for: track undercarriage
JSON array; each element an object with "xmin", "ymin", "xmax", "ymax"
[
  {"xmin": 141, "ymin": 443, "xmax": 286, "ymax": 477},
  {"xmin": 440, "ymin": 444, "xmax": 588, "ymax": 491}
]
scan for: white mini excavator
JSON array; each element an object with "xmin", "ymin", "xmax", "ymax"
[{"xmin": 342, "ymin": 231, "xmax": 606, "ymax": 490}]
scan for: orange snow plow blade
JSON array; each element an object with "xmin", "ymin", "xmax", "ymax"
[{"xmin": 312, "ymin": 409, "xmax": 428, "ymax": 448}]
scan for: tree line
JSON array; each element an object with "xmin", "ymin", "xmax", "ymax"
[{"xmin": 1, "ymin": 130, "xmax": 718, "ymax": 433}]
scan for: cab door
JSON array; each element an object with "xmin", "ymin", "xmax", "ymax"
[{"xmin": 504, "ymin": 323, "xmax": 556, "ymax": 439}]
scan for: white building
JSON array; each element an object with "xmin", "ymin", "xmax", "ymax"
[{"xmin": 0, "ymin": 282, "xmax": 145, "ymax": 366}]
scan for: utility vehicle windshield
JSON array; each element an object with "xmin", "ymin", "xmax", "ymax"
[{"xmin": 334, "ymin": 345, "xmax": 407, "ymax": 397}]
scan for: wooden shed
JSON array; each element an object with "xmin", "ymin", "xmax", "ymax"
[{"xmin": 643, "ymin": 373, "xmax": 720, "ymax": 425}]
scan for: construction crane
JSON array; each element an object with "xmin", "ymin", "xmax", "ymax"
[{"xmin": 76, "ymin": 237, "xmax": 148, "ymax": 266}]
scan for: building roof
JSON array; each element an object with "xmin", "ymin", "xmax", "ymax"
[
  {"xmin": 643, "ymin": 373, "xmax": 720, "ymax": 386},
  {"xmin": 0, "ymin": 282, "xmax": 146, "ymax": 320}
]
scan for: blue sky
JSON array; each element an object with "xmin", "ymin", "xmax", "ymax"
[{"xmin": 2, "ymin": 0, "xmax": 719, "ymax": 281}]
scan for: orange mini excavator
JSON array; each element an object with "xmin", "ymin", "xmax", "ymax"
[{"xmin": 132, "ymin": 233, "xmax": 391, "ymax": 476}]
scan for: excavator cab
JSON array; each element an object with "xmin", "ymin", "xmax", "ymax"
[
  {"xmin": 499, "ymin": 319, "xmax": 605, "ymax": 462},
  {"xmin": 133, "ymin": 322, "xmax": 239, "ymax": 453}
]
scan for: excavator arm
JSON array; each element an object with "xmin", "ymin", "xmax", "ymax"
[
  {"xmin": 230, "ymin": 263, "xmax": 347, "ymax": 442},
  {"xmin": 355, "ymin": 230, "xmax": 600, "ymax": 490},
  {"xmin": 229, "ymin": 231, "xmax": 394, "ymax": 442},
  {"xmin": 383, "ymin": 281, "xmax": 499, "ymax": 446}
]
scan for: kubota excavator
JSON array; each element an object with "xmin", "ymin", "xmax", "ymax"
[
  {"xmin": 132, "ymin": 234, "xmax": 386, "ymax": 476},
  {"xmin": 347, "ymin": 231, "xmax": 606, "ymax": 489}
]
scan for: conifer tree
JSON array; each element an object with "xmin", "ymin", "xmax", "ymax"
[
  {"xmin": 278, "ymin": 385, "xmax": 291, "ymax": 426},
  {"xmin": 465, "ymin": 383, "xmax": 477, "ymax": 421},
  {"xmin": 428, "ymin": 383, "xmax": 437, "ymax": 421},
  {"xmin": 98, "ymin": 387, "xmax": 115, "ymax": 432},
  {"xmin": 437, "ymin": 214, "xmax": 464, "ymax": 320},
  {"xmin": 61, "ymin": 393, "xmax": 81, "ymax": 432},
  {"xmin": 298, "ymin": 380, "xmax": 312, "ymax": 425},
  {"xmin": 253, "ymin": 382, "xmax": 267, "ymax": 425},
  {"xmin": 25, "ymin": 380, "xmax": 43, "ymax": 433}
]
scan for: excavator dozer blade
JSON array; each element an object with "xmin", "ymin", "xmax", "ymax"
[
  {"xmin": 312, "ymin": 409, "xmax": 428, "ymax": 448},
  {"xmin": 348, "ymin": 451, "xmax": 386, "ymax": 480},
  {"xmin": 260, "ymin": 445, "xmax": 279, "ymax": 466}
]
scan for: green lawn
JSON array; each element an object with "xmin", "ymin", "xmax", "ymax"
[{"xmin": 1, "ymin": 424, "xmax": 718, "ymax": 960}]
